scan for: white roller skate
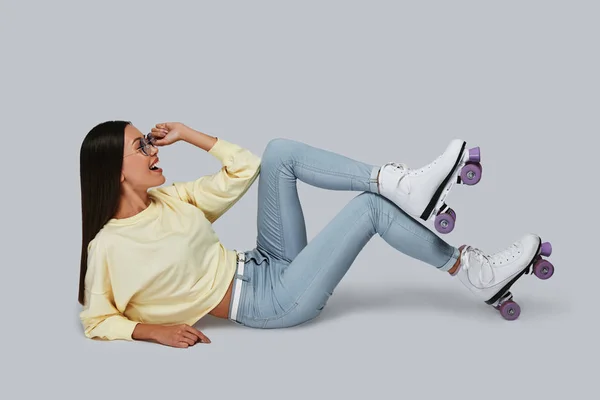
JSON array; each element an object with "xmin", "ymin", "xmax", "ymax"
[
  {"xmin": 454, "ymin": 233, "xmax": 555, "ymax": 320},
  {"xmin": 377, "ymin": 139, "xmax": 482, "ymax": 234}
]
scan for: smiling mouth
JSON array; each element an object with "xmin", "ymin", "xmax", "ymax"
[{"xmin": 149, "ymin": 159, "xmax": 160, "ymax": 171}]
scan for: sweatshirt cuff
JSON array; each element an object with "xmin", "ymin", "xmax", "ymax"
[
  {"xmin": 85, "ymin": 317, "xmax": 140, "ymax": 341},
  {"xmin": 117, "ymin": 319, "xmax": 140, "ymax": 341}
]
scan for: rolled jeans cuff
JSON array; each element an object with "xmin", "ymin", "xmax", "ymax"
[
  {"xmin": 439, "ymin": 247, "xmax": 460, "ymax": 272},
  {"xmin": 369, "ymin": 167, "xmax": 380, "ymax": 194}
]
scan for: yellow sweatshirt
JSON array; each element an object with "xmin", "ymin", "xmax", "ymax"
[{"xmin": 79, "ymin": 138, "xmax": 261, "ymax": 341}]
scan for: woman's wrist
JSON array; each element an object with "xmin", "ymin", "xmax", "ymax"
[
  {"xmin": 132, "ymin": 323, "xmax": 160, "ymax": 341},
  {"xmin": 181, "ymin": 128, "xmax": 218, "ymax": 152}
]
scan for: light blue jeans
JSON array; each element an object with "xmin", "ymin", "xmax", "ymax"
[{"xmin": 228, "ymin": 138, "xmax": 460, "ymax": 328}]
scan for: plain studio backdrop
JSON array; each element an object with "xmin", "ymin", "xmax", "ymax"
[{"xmin": 1, "ymin": 1, "xmax": 596, "ymax": 399}]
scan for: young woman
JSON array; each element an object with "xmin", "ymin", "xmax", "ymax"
[{"xmin": 79, "ymin": 120, "xmax": 555, "ymax": 348}]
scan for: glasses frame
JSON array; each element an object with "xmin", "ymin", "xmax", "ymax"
[{"xmin": 124, "ymin": 133, "xmax": 156, "ymax": 158}]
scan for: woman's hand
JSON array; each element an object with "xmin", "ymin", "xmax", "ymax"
[
  {"xmin": 150, "ymin": 122, "xmax": 194, "ymax": 146},
  {"xmin": 152, "ymin": 324, "xmax": 211, "ymax": 348}
]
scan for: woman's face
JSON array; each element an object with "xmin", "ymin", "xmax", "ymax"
[{"xmin": 121, "ymin": 124, "xmax": 165, "ymax": 190}]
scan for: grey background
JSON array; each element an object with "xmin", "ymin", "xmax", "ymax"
[{"xmin": 1, "ymin": 0, "xmax": 597, "ymax": 398}]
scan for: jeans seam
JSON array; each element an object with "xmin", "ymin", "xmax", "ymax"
[
  {"xmin": 264, "ymin": 208, "xmax": 372, "ymax": 323},
  {"xmin": 379, "ymin": 209, "xmax": 438, "ymax": 246},
  {"xmin": 269, "ymin": 157, "xmax": 371, "ymax": 263},
  {"xmin": 271, "ymin": 164, "xmax": 289, "ymax": 263},
  {"xmin": 291, "ymin": 160, "xmax": 372, "ymax": 190},
  {"xmin": 380, "ymin": 209, "xmax": 455, "ymax": 269}
]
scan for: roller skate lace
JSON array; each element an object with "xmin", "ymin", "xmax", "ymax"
[
  {"xmin": 385, "ymin": 154, "xmax": 443, "ymax": 177},
  {"xmin": 462, "ymin": 243, "xmax": 525, "ymax": 285},
  {"xmin": 383, "ymin": 156, "xmax": 444, "ymax": 194}
]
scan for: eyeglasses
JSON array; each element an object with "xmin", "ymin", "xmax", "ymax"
[{"xmin": 124, "ymin": 133, "xmax": 156, "ymax": 158}]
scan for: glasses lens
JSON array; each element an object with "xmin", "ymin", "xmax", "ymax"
[{"xmin": 140, "ymin": 133, "xmax": 155, "ymax": 156}]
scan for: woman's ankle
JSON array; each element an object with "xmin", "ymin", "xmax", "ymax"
[{"xmin": 448, "ymin": 245, "xmax": 466, "ymax": 275}]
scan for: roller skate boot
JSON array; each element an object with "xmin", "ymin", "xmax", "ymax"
[
  {"xmin": 378, "ymin": 139, "xmax": 482, "ymax": 234},
  {"xmin": 453, "ymin": 233, "xmax": 555, "ymax": 320}
]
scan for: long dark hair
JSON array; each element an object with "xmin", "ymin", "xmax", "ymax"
[{"xmin": 78, "ymin": 120, "xmax": 130, "ymax": 305}]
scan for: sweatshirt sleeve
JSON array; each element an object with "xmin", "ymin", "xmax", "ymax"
[
  {"xmin": 153, "ymin": 138, "xmax": 262, "ymax": 223},
  {"xmin": 79, "ymin": 239, "xmax": 139, "ymax": 341}
]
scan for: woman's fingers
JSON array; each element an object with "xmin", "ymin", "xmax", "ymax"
[
  {"xmin": 152, "ymin": 125, "xmax": 169, "ymax": 135},
  {"xmin": 149, "ymin": 123, "xmax": 183, "ymax": 146},
  {"xmin": 150, "ymin": 129, "xmax": 168, "ymax": 144},
  {"xmin": 180, "ymin": 331, "xmax": 199, "ymax": 344},
  {"xmin": 186, "ymin": 326, "xmax": 211, "ymax": 343},
  {"xmin": 155, "ymin": 123, "xmax": 172, "ymax": 130},
  {"xmin": 151, "ymin": 128, "xmax": 168, "ymax": 136},
  {"xmin": 178, "ymin": 338, "xmax": 194, "ymax": 347}
]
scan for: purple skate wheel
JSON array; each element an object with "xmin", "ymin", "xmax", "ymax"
[
  {"xmin": 435, "ymin": 212, "xmax": 456, "ymax": 234},
  {"xmin": 499, "ymin": 300, "xmax": 521, "ymax": 321},
  {"xmin": 444, "ymin": 207, "xmax": 456, "ymax": 222},
  {"xmin": 540, "ymin": 241, "xmax": 552, "ymax": 257},
  {"xmin": 468, "ymin": 147, "xmax": 481, "ymax": 163},
  {"xmin": 460, "ymin": 163, "xmax": 482, "ymax": 185},
  {"xmin": 533, "ymin": 259, "xmax": 554, "ymax": 280}
]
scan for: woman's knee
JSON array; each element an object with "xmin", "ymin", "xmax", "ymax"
[
  {"xmin": 350, "ymin": 191, "xmax": 386, "ymax": 214},
  {"xmin": 263, "ymin": 138, "xmax": 301, "ymax": 164}
]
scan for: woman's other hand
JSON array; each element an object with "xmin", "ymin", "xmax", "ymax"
[
  {"xmin": 150, "ymin": 122, "xmax": 193, "ymax": 146},
  {"xmin": 151, "ymin": 323, "xmax": 211, "ymax": 348}
]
